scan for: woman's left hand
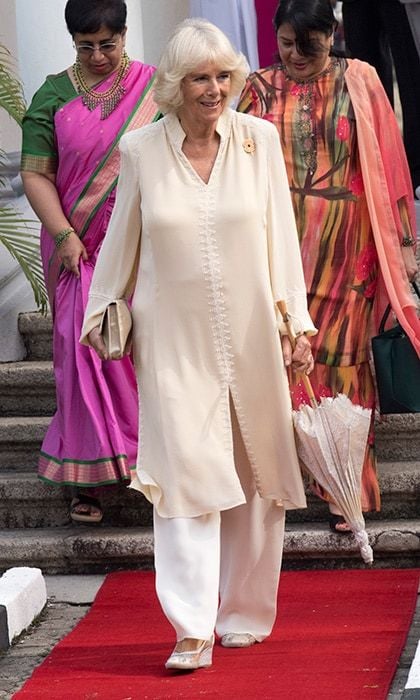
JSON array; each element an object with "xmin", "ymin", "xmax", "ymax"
[
  {"xmin": 281, "ymin": 334, "xmax": 314, "ymax": 375},
  {"xmin": 88, "ymin": 327, "xmax": 109, "ymax": 361},
  {"xmin": 401, "ymin": 245, "xmax": 418, "ymax": 281}
]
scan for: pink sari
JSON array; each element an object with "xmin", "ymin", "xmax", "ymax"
[{"xmin": 37, "ymin": 62, "xmax": 159, "ymax": 485}]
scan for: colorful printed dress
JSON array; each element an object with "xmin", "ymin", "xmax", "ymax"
[
  {"xmin": 238, "ymin": 58, "xmax": 387, "ymax": 510},
  {"xmin": 21, "ymin": 61, "xmax": 160, "ymax": 487}
]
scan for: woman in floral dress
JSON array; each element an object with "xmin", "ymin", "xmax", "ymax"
[{"xmin": 238, "ymin": 0, "xmax": 419, "ymax": 532}]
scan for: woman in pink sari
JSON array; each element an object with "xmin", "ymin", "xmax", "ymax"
[{"xmin": 20, "ymin": 0, "xmax": 160, "ymax": 523}]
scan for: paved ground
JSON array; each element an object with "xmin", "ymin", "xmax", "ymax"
[
  {"xmin": 0, "ymin": 576, "xmax": 104, "ymax": 700},
  {"xmin": 0, "ymin": 602, "xmax": 86, "ymax": 699},
  {"xmin": 388, "ymin": 588, "xmax": 420, "ymax": 700},
  {"xmin": 0, "ymin": 575, "xmax": 418, "ymax": 699}
]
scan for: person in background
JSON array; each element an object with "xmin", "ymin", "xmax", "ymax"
[
  {"xmin": 341, "ymin": 0, "xmax": 420, "ymax": 196},
  {"xmin": 20, "ymin": 0, "xmax": 160, "ymax": 523},
  {"xmin": 238, "ymin": 0, "xmax": 419, "ymax": 533},
  {"xmin": 401, "ymin": 0, "xmax": 420, "ymax": 65},
  {"xmin": 254, "ymin": 0, "xmax": 282, "ymax": 66},
  {"xmin": 81, "ymin": 18, "xmax": 315, "ymax": 670}
]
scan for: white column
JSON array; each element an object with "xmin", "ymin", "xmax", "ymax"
[
  {"xmin": 15, "ymin": 0, "xmax": 73, "ymax": 104},
  {"xmin": 140, "ymin": 0, "xmax": 189, "ymax": 67},
  {"xmin": 0, "ymin": 0, "xmax": 21, "ymax": 152},
  {"xmin": 0, "ymin": 0, "xmax": 40, "ymax": 360},
  {"xmin": 126, "ymin": 0, "xmax": 145, "ymax": 60}
]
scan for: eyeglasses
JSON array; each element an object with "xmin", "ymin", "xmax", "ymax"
[{"xmin": 73, "ymin": 37, "xmax": 120, "ymax": 56}]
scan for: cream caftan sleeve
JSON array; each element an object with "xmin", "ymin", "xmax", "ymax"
[
  {"xmin": 80, "ymin": 136, "xmax": 141, "ymax": 342},
  {"xmin": 264, "ymin": 125, "xmax": 317, "ymax": 337}
]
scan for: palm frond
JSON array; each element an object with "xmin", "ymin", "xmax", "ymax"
[
  {"xmin": 0, "ymin": 149, "xmax": 7, "ymax": 188},
  {"xmin": 0, "ymin": 45, "xmax": 48, "ymax": 314},
  {"xmin": 0, "ymin": 206, "xmax": 49, "ymax": 313},
  {"xmin": 0, "ymin": 44, "xmax": 26, "ymax": 125}
]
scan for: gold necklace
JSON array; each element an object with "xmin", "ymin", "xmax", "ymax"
[
  {"xmin": 73, "ymin": 53, "xmax": 130, "ymax": 119},
  {"xmin": 281, "ymin": 58, "xmax": 338, "ymax": 174}
]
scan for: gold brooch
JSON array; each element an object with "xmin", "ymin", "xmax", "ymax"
[{"xmin": 243, "ymin": 138, "xmax": 255, "ymax": 154}]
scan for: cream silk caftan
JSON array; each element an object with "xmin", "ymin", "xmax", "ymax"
[{"xmin": 81, "ymin": 108, "xmax": 316, "ymax": 519}]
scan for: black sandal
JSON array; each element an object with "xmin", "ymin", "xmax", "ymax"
[
  {"xmin": 328, "ymin": 513, "xmax": 352, "ymax": 535},
  {"xmin": 70, "ymin": 494, "xmax": 103, "ymax": 524}
]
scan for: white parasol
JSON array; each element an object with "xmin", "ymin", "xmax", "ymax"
[{"xmin": 278, "ymin": 301, "xmax": 374, "ymax": 565}]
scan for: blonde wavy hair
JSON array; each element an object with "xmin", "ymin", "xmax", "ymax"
[{"xmin": 153, "ymin": 18, "xmax": 249, "ymax": 114}]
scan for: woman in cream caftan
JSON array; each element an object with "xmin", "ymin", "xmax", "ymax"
[
  {"xmin": 82, "ymin": 18, "xmax": 316, "ymax": 671},
  {"xmin": 81, "ymin": 101, "xmax": 315, "ymax": 518}
]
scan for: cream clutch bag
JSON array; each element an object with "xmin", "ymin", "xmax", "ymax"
[{"xmin": 101, "ymin": 300, "xmax": 133, "ymax": 360}]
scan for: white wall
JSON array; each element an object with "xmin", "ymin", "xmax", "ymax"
[
  {"xmin": 0, "ymin": 0, "xmax": 21, "ymax": 152},
  {"xmin": 15, "ymin": 0, "xmax": 73, "ymax": 104},
  {"xmin": 140, "ymin": 0, "xmax": 189, "ymax": 66},
  {"xmin": 126, "ymin": 0, "xmax": 145, "ymax": 60}
]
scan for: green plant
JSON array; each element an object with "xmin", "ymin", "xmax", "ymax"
[{"xmin": 0, "ymin": 44, "xmax": 48, "ymax": 313}]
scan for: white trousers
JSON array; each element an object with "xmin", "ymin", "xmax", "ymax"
[{"xmin": 153, "ymin": 407, "xmax": 286, "ymax": 642}]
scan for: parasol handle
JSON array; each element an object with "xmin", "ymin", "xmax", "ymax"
[{"xmin": 277, "ymin": 300, "xmax": 318, "ymax": 408}]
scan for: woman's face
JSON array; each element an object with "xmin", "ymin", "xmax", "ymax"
[
  {"xmin": 179, "ymin": 62, "xmax": 231, "ymax": 128},
  {"xmin": 276, "ymin": 22, "xmax": 332, "ymax": 81},
  {"xmin": 73, "ymin": 25, "xmax": 126, "ymax": 79}
]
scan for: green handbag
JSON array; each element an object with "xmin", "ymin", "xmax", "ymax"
[{"xmin": 371, "ymin": 282, "xmax": 420, "ymax": 414}]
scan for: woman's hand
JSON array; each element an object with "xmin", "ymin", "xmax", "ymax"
[
  {"xmin": 58, "ymin": 231, "xmax": 88, "ymax": 278},
  {"xmin": 20, "ymin": 172, "xmax": 88, "ymax": 278},
  {"xmin": 401, "ymin": 245, "xmax": 418, "ymax": 281},
  {"xmin": 281, "ymin": 334, "xmax": 314, "ymax": 375},
  {"xmin": 88, "ymin": 327, "xmax": 109, "ymax": 361}
]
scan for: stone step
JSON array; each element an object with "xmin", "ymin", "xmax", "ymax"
[
  {"xmin": 283, "ymin": 518, "xmax": 420, "ymax": 571},
  {"xmin": 0, "ymin": 362, "xmax": 55, "ymax": 416},
  {"xmin": 0, "ymin": 463, "xmax": 417, "ymax": 528},
  {"xmin": 375, "ymin": 413, "xmax": 420, "ymax": 462},
  {"xmin": 288, "ymin": 460, "xmax": 420, "ymax": 522},
  {"xmin": 0, "ymin": 526, "xmax": 154, "ymax": 575},
  {"xmin": 0, "ymin": 473, "xmax": 152, "ymax": 528},
  {"xmin": 0, "ymin": 410, "xmax": 420, "ymax": 471},
  {"xmin": 0, "ymin": 519, "xmax": 418, "ymax": 574},
  {"xmin": 0, "ymin": 417, "xmax": 49, "ymax": 470},
  {"xmin": 18, "ymin": 312, "xmax": 53, "ymax": 361}
]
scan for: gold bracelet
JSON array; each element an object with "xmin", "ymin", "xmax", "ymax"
[
  {"xmin": 55, "ymin": 227, "xmax": 75, "ymax": 248},
  {"xmin": 401, "ymin": 236, "xmax": 416, "ymax": 248}
]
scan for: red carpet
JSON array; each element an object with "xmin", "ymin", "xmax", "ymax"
[{"xmin": 14, "ymin": 569, "xmax": 419, "ymax": 700}]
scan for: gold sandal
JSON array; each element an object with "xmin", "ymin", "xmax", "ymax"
[{"xmin": 165, "ymin": 636, "xmax": 214, "ymax": 671}]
